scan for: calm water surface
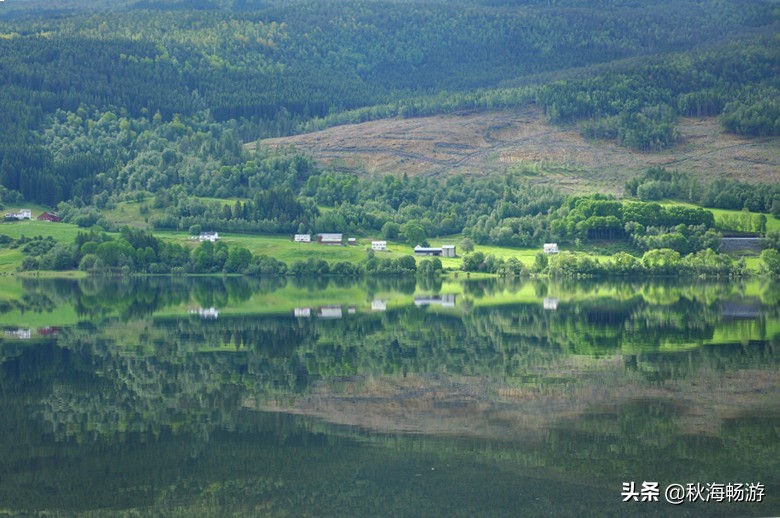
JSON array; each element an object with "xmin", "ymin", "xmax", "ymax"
[{"xmin": 1, "ymin": 276, "xmax": 778, "ymax": 517}]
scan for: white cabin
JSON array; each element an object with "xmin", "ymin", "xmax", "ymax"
[
  {"xmin": 4, "ymin": 209, "xmax": 32, "ymax": 220},
  {"xmin": 294, "ymin": 307, "xmax": 312, "ymax": 318},
  {"xmin": 199, "ymin": 232, "xmax": 220, "ymax": 242},
  {"xmin": 543, "ymin": 243, "xmax": 559, "ymax": 254},
  {"xmin": 371, "ymin": 241, "xmax": 387, "ymax": 251}
]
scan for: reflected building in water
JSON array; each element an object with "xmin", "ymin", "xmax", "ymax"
[
  {"xmin": 317, "ymin": 306, "xmax": 343, "ymax": 319},
  {"xmin": 189, "ymin": 307, "xmax": 219, "ymax": 319},
  {"xmin": 413, "ymin": 294, "xmax": 456, "ymax": 307},
  {"xmin": 4, "ymin": 328, "xmax": 32, "ymax": 340}
]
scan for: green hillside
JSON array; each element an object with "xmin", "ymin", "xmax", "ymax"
[
  {"xmin": 1, "ymin": 0, "xmax": 778, "ymax": 202},
  {"xmin": 0, "ymin": 0, "xmax": 779, "ymax": 276}
]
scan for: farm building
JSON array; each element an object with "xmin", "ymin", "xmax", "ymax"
[
  {"xmin": 543, "ymin": 243, "xmax": 559, "ymax": 254},
  {"xmin": 190, "ymin": 307, "xmax": 219, "ymax": 319},
  {"xmin": 347, "ymin": 238, "xmax": 357, "ymax": 245},
  {"xmin": 294, "ymin": 308, "xmax": 312, "ymax": 318},
  {"xmin": 37, "ymin": 211, "xmax": 62, "ymax": 222},
  {"xmin": 294, "ymin": 234, "xmax": 311, "ymax": 242},
  {"xmin": 317, "ymin": 233, "xmax": 343, "ymax": 245},
  {"xmin": 414, "ymin": 245, "xmax": 456, "ymax": 257},
  {"xmin": 414, "ymin": 246, "xmax": 442, "ymax": 256},
  {"xmin": 4, "ymin": 329, "xmax": 32, "ymax": 340},
  {"xmin": 199, "ymin": 232, "xmax": 220, "ymax": 242},
  {"xmin": 4, "ymin": 209, "xmax": 32, "ymax": 220},
  {"xmin": 413, "ymin": 294, "xmax": 456, "ymax": 308},
  {"xmin": 371, "ymin": 241, "xmax": 387, "ymax": 251},
  {"xmin": 318, "ymin": 306, "xmax": 343, "ymax": 318}
]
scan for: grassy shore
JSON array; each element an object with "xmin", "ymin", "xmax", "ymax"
[
  {"xmin": 1, "ymin": 203, "xmax": 776, "ymax": 275},
  {"xmin": 0, "ymin": 220, "xmax": 623, "ymax": 275}
]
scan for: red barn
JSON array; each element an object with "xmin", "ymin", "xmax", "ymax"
[{"xmin": 37, "ymin": 212, "xmax": 62, "ymax": 222}]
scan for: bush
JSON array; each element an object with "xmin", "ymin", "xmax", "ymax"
[{"xmin": 761, "ymin": 249, "xmax": 780, "ymax": 276}]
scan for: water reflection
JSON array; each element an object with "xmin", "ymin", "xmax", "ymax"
[{"xmin": 0, "ymin": 276, "xmax": 778, "ymax": 516}]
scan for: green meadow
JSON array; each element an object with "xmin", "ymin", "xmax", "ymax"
[
  {"xmin": 0, "ymin": 219, "xmax": 84, "ymax": 242},
  {"xmin": 0, "ymin": 206, "xmax": 775, "ymax": 276},
  {"xmin": 659, "ymin": 201, "xmax": 780, "ymax": 232}
]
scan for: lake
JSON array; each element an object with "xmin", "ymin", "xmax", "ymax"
[{"xmin": 1, "ymin": 276, "xmax": 778, "ymax": 516}]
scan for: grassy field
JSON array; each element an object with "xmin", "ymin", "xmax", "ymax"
[
  {"xmin": 0, "ymin": 211, "xmax": 774, "ymax": 276},
  {"xmin": 659, "ymin": 201, "xmax": 780, "ymax": 233},
  {"xmin": 0, "ymin": 219, "xmax": 84, "ymax": 274},
  {"xmin": 100, "ymin": 198, "xmax": 157, "ymax": 228},
  {"xmin": 0, "ymin": 249, "xmax": 24, "ymax": 274},
  {"xmin": 0, "ymin": 219, "xmax": 84, "ymax": 242},
  {"xmin": 101, "ymin": 196, "xmax": 248, "ymax": 229},
  {"xmin": 0, "ymin": 304, "xmax": 81, "ymax": 328}
]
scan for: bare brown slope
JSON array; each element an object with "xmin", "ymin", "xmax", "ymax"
[
  {"xmin": 252, "ymin": 106, "xmax": 780, "ymax": 194},
  {"xmin": 249, "ymin": 358, "xmax": 780, "ymax": 442}
]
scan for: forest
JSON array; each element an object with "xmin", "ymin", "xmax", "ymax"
[{"xmin": 1, "ymin": 0, "xmax": 779, "ymax": 276}]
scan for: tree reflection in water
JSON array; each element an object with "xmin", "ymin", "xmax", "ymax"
[{"xmin": 0, "ymin": 276, "xmax": 778, "ymax": 516}]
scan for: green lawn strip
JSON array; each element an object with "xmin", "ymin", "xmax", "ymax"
[
  {"xmin": 0, "ymin": 277, "xmax": 26, "ymax": 300},
  {"xmin": 0, "ymin": 220, "xmax": 771, "ymax": 275},
  {"xmin": 100, "ymin": 199, "xmax": 158, "ymax": 228},
  {"xmin": 742, "ymin": 257, "xmax": 762, "ymax": 272},
  {"xmin": 0, "ymin": 220, "xmax": 83, "ymax": 243},
  {"xmin": 95, "ymin": 195, "xmax": 248, "ymax": 230},
  {"xmin": 711, "ymin": 319, "xmax": 780, "ymax": 345},
  {"xmin": 659, "ymin": 200, "xmax": 780, "ymax": 232},
  {"xmin": 0, "ymin": 249, "xmax": 24, "ymax": 274},
  {"xmin": 195, "ymin": 196, "xmax": 246, "ymax": 206},
  {"xmin": 0, "ymin": 305, "xmax": 81, "ymax": 328}
]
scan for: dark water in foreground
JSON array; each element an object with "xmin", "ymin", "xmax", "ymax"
[{"xmin": 1, "ymin": 276, "xmax": 779, "ymax": 517}]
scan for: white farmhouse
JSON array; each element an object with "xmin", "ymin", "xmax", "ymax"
[
  {"xmin": 4, "ymin": 209, "xmax": 32, "ymax": 220},
  {"xmin": 371, "ymin": 240, "xmax": 387, "ymax": 251},
  {"xmin": 199, "ymin": 231, "xmax": 220, "ymax": 242},
  {"xmin": 543, "ymin": 243, "xmax": 559, "ymax": 254}
]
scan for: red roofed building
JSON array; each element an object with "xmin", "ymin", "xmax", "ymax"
[{"xmin": 37, "ymin": 212, "xmax": 62, "ymax": 222}]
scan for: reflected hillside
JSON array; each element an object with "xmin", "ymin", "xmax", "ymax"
[
  {"xmin": 0, "ymin": 277, "xmax": 778, "ymax": 441},
  {"xmin": 0, "ymin": 276, "xmax": 779, "ymax": 515}
]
